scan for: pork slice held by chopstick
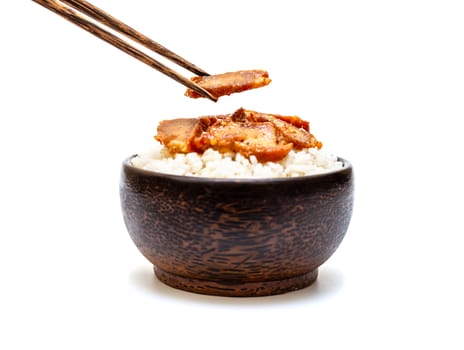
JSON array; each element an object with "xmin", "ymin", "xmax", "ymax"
[{"xmin": 184, "ymin": 70, "xmax": 272, "ymax": 99}]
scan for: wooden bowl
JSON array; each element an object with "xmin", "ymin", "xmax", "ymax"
[{"xmin": 120, "ymin": 156, "xmax": 354, "ymax": 297}]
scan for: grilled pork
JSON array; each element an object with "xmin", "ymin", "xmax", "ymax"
[
  {"xmin": 154, "ymin": 108, "xmax": 322, "ymax": 162},
  {"xmin": 184, "ymin": 70, "xmax": 271, "ymax": 99}
]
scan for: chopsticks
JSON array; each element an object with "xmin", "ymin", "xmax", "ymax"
[{"xmin": 32, "ymin": 0, "xmax": 218, "ymax": 102}]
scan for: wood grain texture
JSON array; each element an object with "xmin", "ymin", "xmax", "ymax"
[
  {"xmin": 32, "ymin": 0, "xmax": 217, "ymax": 101},
  {"xmin": 120, "ymin": 157, "xmax": 354, "ymax": 297},
  {"xmin": 60, "ymin": 0, "xmax": 210, "ymax": 77}
]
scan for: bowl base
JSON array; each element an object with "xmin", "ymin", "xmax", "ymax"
[{"xmin": 154, "ymin": 266, "xmax": 318, "ymax": 297}]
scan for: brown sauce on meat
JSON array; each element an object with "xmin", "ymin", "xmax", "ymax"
[
  {"xmin": 155, "ymin": 108, "xmax": 322, "ymax": 163},
  {"xmin": 184, "ymin": 70, "xmax": 272, "ymax": 99}
]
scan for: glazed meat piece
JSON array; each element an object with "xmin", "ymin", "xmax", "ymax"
[
  {"xmin": 265, "ymin": 116, "xmax": 313, "ymax": 148},
  {"xmin": 154, "ymin": 118, "xmax": 202, "ymax": 153},
  {"xmin": 154, "ymin": 115, "xmax": 227, "ymax": 154},
  {"xmin": 231, "ymin": 108, "xmax": 322, "ymax": 149},
  {"xmin": 192, "ymin": 119, "xmax": 294, "ymax": 162},
  {"xmin": 154, "ymin": 108, "xmax": 322, "ymax": 162},
  {"xmin": 231, "ymin": 108, "xmax": 309, "ymax": 131},
  {"xmin": 185, "ymin": 70, "xmax": 272, "ymax": 99}
]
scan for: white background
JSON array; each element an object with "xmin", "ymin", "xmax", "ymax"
[{"xmin": 1, "ymin": 1, "xmax": 463, "ymax": 349}]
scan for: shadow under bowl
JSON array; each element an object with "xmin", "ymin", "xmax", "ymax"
[{"xmin": 120, "ymin": 156, "xmax": 354, "ymax": 297}]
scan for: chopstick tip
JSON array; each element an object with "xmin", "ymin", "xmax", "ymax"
[{"xmin": 202, "ymin": 89, "xmax": 218, "ymax": 102}]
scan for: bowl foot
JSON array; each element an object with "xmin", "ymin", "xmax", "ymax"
[{"xmin": 153, "ymin": 267, "xmax": 318, "ymax": 297}]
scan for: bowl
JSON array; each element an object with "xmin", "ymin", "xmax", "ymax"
[{"xmin": 120, "ymin": 156, "xmax": 354, "ymax": 297}]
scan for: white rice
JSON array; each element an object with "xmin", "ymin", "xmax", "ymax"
[{"xmin": 131, "ymin": 143, "xmax": 343, "ymax": 178}]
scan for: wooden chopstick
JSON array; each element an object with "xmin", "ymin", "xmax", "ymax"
[
  {"xmin": 32, "ymin": 0, "xmax": 218, "ymax": 102},
  {"xmin": 59, "ymin": 0, "xmax": 210, "ymax": 77}
]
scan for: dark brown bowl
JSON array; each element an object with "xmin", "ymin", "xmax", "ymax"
[{"xmin": 120, "ymin": 156, "xmax": 354, "ymax": 297}]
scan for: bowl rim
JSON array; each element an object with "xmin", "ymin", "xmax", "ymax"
[{"xmin": 123, "ymin": 154, "xmax": 353, "ymax": 184}]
